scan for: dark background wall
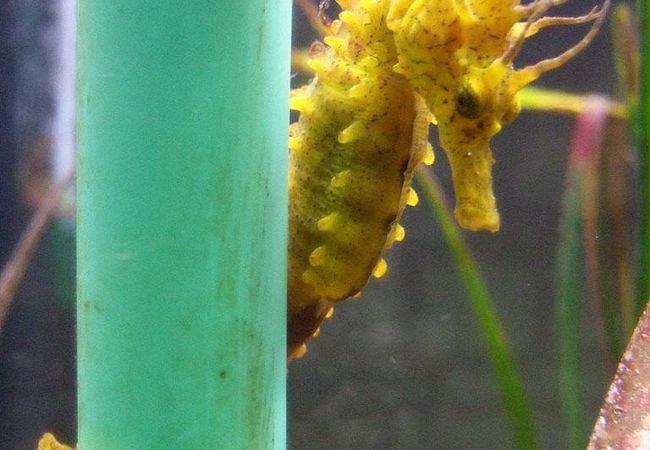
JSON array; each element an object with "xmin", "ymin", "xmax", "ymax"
[{"xmin": 0, "ymin": 1, "xmax": 76, "ymax": 448}]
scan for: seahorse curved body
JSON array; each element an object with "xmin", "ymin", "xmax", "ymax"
[{"xmin": 288, "ymin": 0, "xmax": 432, "ymax": 359}]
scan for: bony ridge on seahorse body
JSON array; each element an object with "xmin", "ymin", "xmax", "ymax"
[{"xmin": 288, "ymin": 0, "xmax": 610, "ymax": 360}]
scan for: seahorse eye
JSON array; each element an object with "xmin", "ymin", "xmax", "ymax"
[{"xmin": 455, "ymin": 81, "xmax": 482, "ymax": 119}]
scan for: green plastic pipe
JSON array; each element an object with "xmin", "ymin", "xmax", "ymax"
[{"xmin": 76, "ymin": 2, "xmax": 290, "ymax": 448}]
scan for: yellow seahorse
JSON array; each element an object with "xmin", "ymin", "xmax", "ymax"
[{"xmin": 288, "ymin": 0, "xmax": 609, "ymax": 359}]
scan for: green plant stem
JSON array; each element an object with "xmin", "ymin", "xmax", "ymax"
[
  {"xmin": 519, "ymin": 87, "xmax": 626, "ymax": 119},
  {"xmin": 638, "ymin": 0, "xmax": 650, "ymax": 314},
  {"xmin": 556, "ymin": 171, "xmax": 587, "ymax": 450},
  {"xmin": 416, "ymin": 169, "xmax": 539, "ymax": 450}
]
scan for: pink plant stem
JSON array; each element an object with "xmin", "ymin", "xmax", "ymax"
[
  {"xmin": 588, "ymin": 300, "xmax": 650, "ymax": 449},
  {"xmin": 570, "ymin": 96, "xmax": 611, "ymax": 357}
]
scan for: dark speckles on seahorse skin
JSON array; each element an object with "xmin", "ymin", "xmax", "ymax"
[{"xmin": 287, "ymin": 0, "xmax": 432, "ymax": 360}]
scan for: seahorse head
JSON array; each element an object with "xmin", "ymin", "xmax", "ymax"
[
  {"xmin": 388, "ymin": 0, "xmax": 609, "ymax": 232},
  {"xmin": 436, "ymin": 55, "xmax": 553, "ymax": 231}
]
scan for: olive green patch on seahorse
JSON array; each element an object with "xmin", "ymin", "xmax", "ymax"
[{"xmin": 288, "ymin": 0, "xmax": 433, "ymax": 360}]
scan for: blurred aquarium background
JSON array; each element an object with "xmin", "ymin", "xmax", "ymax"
[{"xmin": 0, "ymin": 0, "xmax": 638, "ymax": 449}]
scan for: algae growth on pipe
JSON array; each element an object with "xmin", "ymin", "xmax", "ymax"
[{"xmin": 76, "ymin": 1, "xmax": 290, "ymax": 448}]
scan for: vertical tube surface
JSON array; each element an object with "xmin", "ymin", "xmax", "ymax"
[{"xmin": 77, "ymin": 1, "xmax": 289, "ymax": 448}]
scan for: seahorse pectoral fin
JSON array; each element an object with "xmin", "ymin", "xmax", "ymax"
[
  {"xmin": 446, "ymin": 143, "xmax": 500, "ymax": 233},
  {"xmin": 410, "ymin": 94, "xmax": 435, "ymax": 168}
]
